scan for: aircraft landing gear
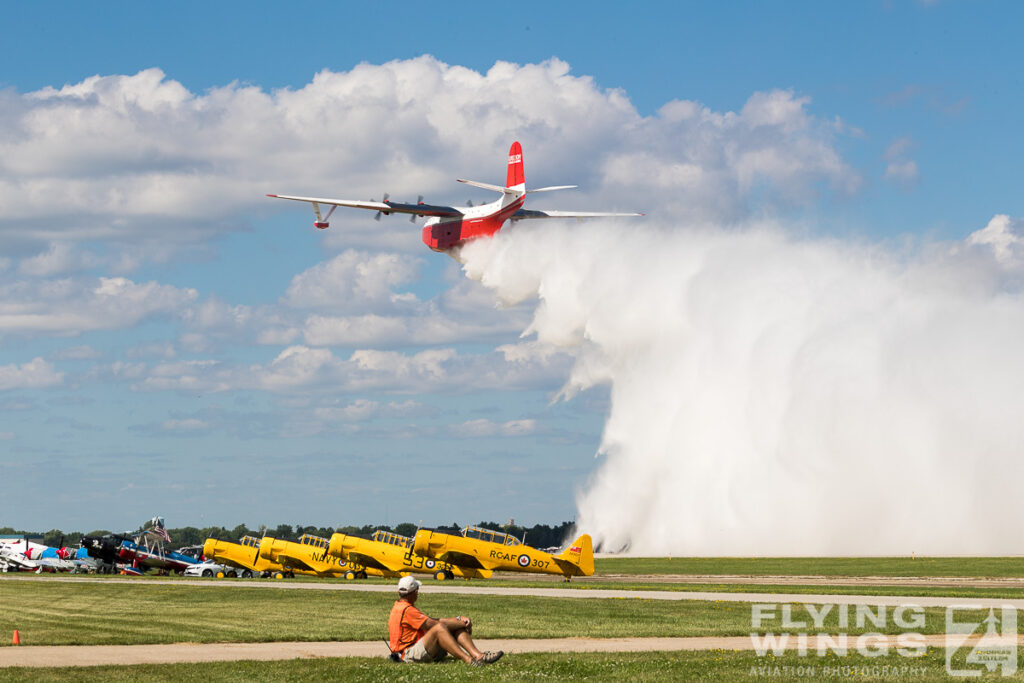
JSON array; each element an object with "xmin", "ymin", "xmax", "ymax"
[
  {"xmin": 357, "ymin": 570, "xmax": 368, "ymax": 580},
  {"xmin": 242, "ymin": 569, "xmax": 253, "ymax": 579},
  {"xmin": 344, "ymin": 570, "xmax": 357, "ymax": 580},
  {"xmin": 433, "ymin": 569, "xmax": 455, "ymax": 581}
]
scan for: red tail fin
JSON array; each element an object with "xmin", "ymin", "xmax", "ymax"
[{"xmin": 506, "ymin": 141, "xmax": 524, "ymax": 188}]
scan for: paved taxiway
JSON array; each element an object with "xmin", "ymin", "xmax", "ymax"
[{"xmin": 4, "ymin": 635, "xmax": 1023, "ymax": 668}]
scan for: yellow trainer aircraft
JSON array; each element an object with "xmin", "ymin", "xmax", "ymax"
[
  {"xmin": 327, "ymin": 529, "xmax": 490, "ymax": 581},
  {"xmin": 203, "ymin": 535, "xmax": 284, "ymax": 578},
  {"xmin": 258, "ymin": 533, "xmax": 375, "ymax": 579},
  {"xmin": 413, "ymin": 526, "xmax": 594, "ymax": 581}
]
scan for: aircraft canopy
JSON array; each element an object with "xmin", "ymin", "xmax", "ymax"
[
  {"xmin": 461, "ymin": 525, "xmax": 521, "ymax": 547},
  {"xmin": 372, "ymin": 530, "xmax": 413, "ymax": 548}
]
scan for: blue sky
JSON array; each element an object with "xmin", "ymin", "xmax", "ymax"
[{"xmin": 1, "ymin": 1, "xmax": 1022, "ymax": 535}]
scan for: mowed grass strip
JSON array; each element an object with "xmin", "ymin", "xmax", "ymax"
[
  {"xmin": 0, "ymin": 580, "xmax": 996, "ymax": 647},
  {"xmin": 597, "ymin": 556, "xmax": 1024, "ymax": 577},
  {"xmin": 0, "ymin": 580, "xmax": 739, "ymax": 646},
  {"xmin": 0, "ymin": 648, "xmax": 986, "ymax": 683}
]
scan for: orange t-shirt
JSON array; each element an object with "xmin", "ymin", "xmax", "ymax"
[{"xmin": 388, "ymin": 599, "xmax": 428, "ymax": 657}]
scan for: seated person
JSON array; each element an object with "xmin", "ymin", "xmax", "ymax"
[{"xmin": 387, "ymin": 575, "xmax": 503, "ymax": 665}]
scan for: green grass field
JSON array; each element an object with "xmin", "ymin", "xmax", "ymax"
[
  {"xmin": 0, "ymin": 578, "xmax": 1001, "ymax": 647},
  {"xmin": 0, "ymin": 648, "xmax": 1009, "ymax": 683},
  {"xmin": 4, "ymin": 558, "xmax": 1023, "ymax": 681}
]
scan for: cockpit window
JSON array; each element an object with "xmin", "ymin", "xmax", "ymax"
[{"xmin": 461, "ymin": 525, "xmax": 520, "ymax": 546}]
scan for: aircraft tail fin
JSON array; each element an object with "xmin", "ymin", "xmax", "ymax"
[
  {"xmin": 506, "ymin": 141, "xmax": 525, "ymax": 190},
  {"xmin": 553, "ymin": 533, "xmax": 594, "ymax": 576}
]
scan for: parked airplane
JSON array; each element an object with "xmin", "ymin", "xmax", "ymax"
[
  {"xmin": 127, "ymin": 540, "xmax": 198, "ymax": 574},
  {"xmin": 0, "ymin": 537, "xmax": 87, "ymax": 572},
  {"xmin": 258, "ymin": 534, "xmax": 371, "ymax": 579},
  {"xmin": 0, "ymin": 542, "xmax": 40, "ymax": 573},
  {"xmin": 128, "ymin": 519, "xmax": 198, "ymax": 574},
  {"xmin": 413, "ymin": 526, "xmax": 594, "ymax": 581},
  {"xmin": 268, "ymin": 141, "xmax": 643, "ymax": 252},
  {"xmin": 203, "ymin": 535, "xmax": 284, "ymax": 578},
  {"xmin": 81, "ymin": 534, "xmax": 135, "ymax": 574},
  {"xmin": 5, "ymin": 539, "xmax": 54, "ymax": 569},
  {"xmin": 327, "ymin": 529, "xmax": 489, "ymax": 581}
]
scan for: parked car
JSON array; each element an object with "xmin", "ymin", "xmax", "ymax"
[{"xmin": 184, "ymin": 560, "xmax": 228, "ymax": 578}]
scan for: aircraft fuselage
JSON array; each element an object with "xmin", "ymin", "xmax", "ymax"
[{"xmin": 421, "ymin": 195, "xmax": 524, "ymax": 252}]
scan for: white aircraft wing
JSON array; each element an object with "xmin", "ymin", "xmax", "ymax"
[
  {"xmin": 267, "ymin": 194, "xmax": 463, "ymax": 218},
  {"xmin": 0, "ymin": 545, "xmax": 39, "ymax": 572},
  {"xmin": 510, "ymin": 209, "xmax": 644, "ymax": 221}
]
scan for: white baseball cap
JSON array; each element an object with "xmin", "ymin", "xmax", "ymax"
[{"xmin": 398, "ymin": 575, "xmax": 422, "ymax": 595}]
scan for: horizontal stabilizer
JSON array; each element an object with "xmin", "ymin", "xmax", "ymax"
[
  {"xmin": 527, "ymin": 185, "xmax": 578, "ymax": 193},
  {"xmin": 456, "ymin": 178, "xmax": 521, "ymax": 195}
]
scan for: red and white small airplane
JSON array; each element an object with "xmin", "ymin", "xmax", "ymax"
[{"xmin": 268, "ymin": 142, "xmax": 643, "ymax": 252}]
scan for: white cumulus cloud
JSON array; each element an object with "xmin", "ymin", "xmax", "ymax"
[
  {"xmin": 966, "ymin": 214, "xmax": 1023, "ymax": 265},
  {"xmin": 2, "ymin": 58, "xmax": 861, "ymax": 260},
  {"xmin": 0, "ymin": 357, "xmax": 64, "ymax": 390},
  {"xmin": 452, "ymin": 418, "xmax": 538, "ymax": 438},
  {"xmin": 284, "ymin": 250, "xmax": 421, "ymax": 312},
  {"xmin": 0, "ymin": 275, "xmax": 198, "ymax": 337}
]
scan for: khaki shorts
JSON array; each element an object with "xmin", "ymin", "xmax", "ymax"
[{"xmin": 404, "ymin": 638, "xmax": 448, "ymax": 663}]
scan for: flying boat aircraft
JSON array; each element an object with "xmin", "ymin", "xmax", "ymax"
[{"xmin": 268, "ymin": 142, "xmax": 643, "ymax": 252}]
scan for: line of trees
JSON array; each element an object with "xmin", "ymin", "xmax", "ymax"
[{"xmin": 0, "ymin": 520, "xmax": 578, "ymax": 551}]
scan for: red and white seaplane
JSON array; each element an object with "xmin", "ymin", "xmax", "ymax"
[{"xmin": 268, "ymin": 142, "xmax": 642, "ymax": 252}]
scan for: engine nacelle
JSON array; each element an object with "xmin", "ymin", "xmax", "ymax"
[{"xmin": 313, "ymin": 221, "xmax": 330, "ymax": 229}]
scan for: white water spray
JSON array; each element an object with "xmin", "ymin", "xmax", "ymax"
[{"xmin": 461, "ymin": 218, "xmax": 1024, "ymax": 555}]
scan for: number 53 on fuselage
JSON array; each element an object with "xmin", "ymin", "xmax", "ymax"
[{"xmin": 267, "ymin": 142, "xmax": 643, "ymax": 253}]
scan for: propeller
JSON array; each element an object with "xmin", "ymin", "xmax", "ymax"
[
  {"xmin": 373, "ymin": 193, "xmax": 390, "ymax": 221},
  {"xmin": 410, "ymin": 196, "xmax": 424, "ymax": 223},
  {"xmin": 466, "ymin": 200, "xmax": 474, "ymax": 207}
]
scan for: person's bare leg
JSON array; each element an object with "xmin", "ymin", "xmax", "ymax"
[
  {"xmin": 455, "ymin": 628, "xmax": 484, "ymax": 660},
  {"xmin": 420, "ymin": 624, "xmax": 473, "ymax": 663}
]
